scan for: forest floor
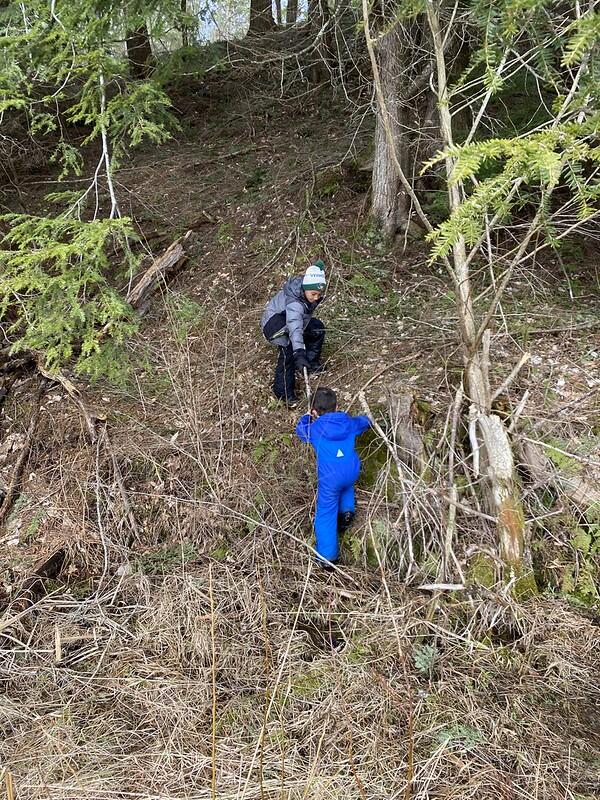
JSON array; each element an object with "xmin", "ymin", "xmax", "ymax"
[{"xmin": 1, "ymin": 61, "xmax": 600, "ymax": 800}]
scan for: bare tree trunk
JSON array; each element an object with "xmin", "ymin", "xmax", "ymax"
[
  {"xmin": 180, "ymin": 0, "xmax": 189, "ymax": 47},
  {"xmin": 414, "ymin": 91, "xmax": 439, "ymax": 194},
  {"xmin": 248, "ymin": 0, "xmax": 276, "ymax": 33},
  {"xmin": 308, "ymin": 0, "xmax": 333, "ymax": 83},
  {"xmin": 274, "ymin": 0, "xmax": 282, "ymax": 25},
  {"xmin": 371, "ymin": 22, "xmax": 410, "ymax": 240},
  {"xmin": 286, "ymin": 0, "xmax": 298, "ymax": 24},
  {"xmin": 126, "ymin": 25, "xmax": 153, "ymax": 80},
  {"xmin": 425, "ymin": 0, "xmax": 526, "ymax": 577}
]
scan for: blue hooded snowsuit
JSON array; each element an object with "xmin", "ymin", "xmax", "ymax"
[{"xmin": 296, "ymin": 411, "xmax": 371, "ymax": 562}]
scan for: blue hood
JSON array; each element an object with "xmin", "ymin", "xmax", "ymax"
[{"xmin": 311, "ymin": 412, "xmax": 356, "ymax": 441}]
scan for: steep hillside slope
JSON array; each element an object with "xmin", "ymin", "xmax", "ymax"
[{"xmin": 1, "ymin": 71, "xmax": 600, "ymax": 800}]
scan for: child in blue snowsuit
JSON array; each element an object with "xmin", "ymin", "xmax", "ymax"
[{"xmin": 295, "ymin": 387, "xmax": 371, "ymax": 564}]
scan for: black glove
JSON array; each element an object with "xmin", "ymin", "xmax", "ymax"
[{"xmin": 293, "ymin": 349, "xmax": 310, "ymax": 371}]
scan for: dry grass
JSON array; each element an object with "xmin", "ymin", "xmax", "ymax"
[{"xmin": 2, "ymin": 554, "xmax": 600, "ymax": 800}]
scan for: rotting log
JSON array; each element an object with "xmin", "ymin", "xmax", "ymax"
[
  {"xmin": 517, "ymin": 435, "xmax": 600, "ymax": 512},
  {"xmin": 127, "ymin": 230, "xmax": 192, "ymax": 313}
]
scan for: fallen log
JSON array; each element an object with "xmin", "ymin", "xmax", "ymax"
[
  {"xmin": 126, "ymin": 229, "xmax": 193, "ymax": 313},
  {"xmin": 516, "ymin": 433, "xmax": 600, "ymax": 512}
]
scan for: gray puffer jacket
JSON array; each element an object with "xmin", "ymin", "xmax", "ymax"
[{"xmin": 261, "ymin": 276, "xmax": 323, "ymax": 351}]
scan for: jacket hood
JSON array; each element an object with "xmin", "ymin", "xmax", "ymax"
[
  {"xmin": 283, "ymin": 277, "xmax": 305, "ymax": 302},
  {"xmin": 311, "ymin": 411, "xmax": 355, "ymax": 441}
]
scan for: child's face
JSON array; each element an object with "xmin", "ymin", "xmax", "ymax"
[{"xmin": 304, "ymin": 289, "xmax": 322, "ymax": 303}]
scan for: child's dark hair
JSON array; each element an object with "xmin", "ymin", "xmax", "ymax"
[{"xmin": 312, "ymin": 387, "xmax": 337, "ymax": 415}]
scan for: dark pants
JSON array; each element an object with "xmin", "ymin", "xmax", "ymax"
[{"xmin": 263, "ymin": 314, "xmax": 325, "ymax": 400}]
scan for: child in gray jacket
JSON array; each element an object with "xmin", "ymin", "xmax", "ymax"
[{"xmin": 261, "ymin": 261, "xmax": 327, "ymax": 406}]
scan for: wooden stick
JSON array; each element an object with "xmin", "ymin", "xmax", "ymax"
[
  {"xmin": 54, "ymin": 623, "xmax": 62, "ymax": 663},
  {"xmin": 418, "ymin": 583, "xmax": 465, "ymax": 591},
  {"xmin": 491, "ymin": 352, "xmax": 531, "ymax": 402},
  {"xmin": 303, "ymin": 367, "xmax": 311, "ymax": 411},
  {"xmin": 445, "ymin": 385, "xmax": 465, "ymax": 582},
  {"xmin": 5, "ymin": 770, "xmax": 14, "ymax": 800},
  {"xmin": 508, "ymin": 389, "xmax": 530, "ymax": 434},
  {"xmin": 520, "ymin": 435, "xmax": 600, "ymax": 469},
  {"xmin": 0, "ymin": 378, "xmax": 46, "ymax": 527},
  {"xmin": 126, "ymin": 230, "xmax": 192, "ymax": 312},
  {"xmin": 468, "ymin": 404, "xmax": 481, "ymax": 479}
]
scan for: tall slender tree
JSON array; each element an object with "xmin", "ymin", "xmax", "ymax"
[
  {"xmin": 127, "ymin": 24, "xmax": 153, "ymax": 79},
  {"xmin": 286, "ymin": 0, "xmax": 298, "ymax": 24},
  {"xmin": 248, "ymin": 0, "xmax": 275, "ymax": 32},
  {"xmin": 364, "ymin": 0, "xmax": 600, "ymax": 576}
]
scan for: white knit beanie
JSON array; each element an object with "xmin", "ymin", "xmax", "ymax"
[{"xmin": 302, "ymin": 260, "xmax": 326, "ymax": 291}]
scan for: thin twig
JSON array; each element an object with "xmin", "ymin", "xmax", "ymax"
[
  {"xmin": 491, "ymin": 352, "xmax": 531, "ymax": 402},
  {"xmin": 303, "ymin": 366, "xmax": 311, "ymax": 411}
]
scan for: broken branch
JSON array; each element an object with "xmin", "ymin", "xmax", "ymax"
[
  {"xmin": 0, "ymin": 378, "xmax": 46, "ymax": 528},
  {"xmin": 126, "ymin": 230, "xmax": 193, "ymax": 313}
]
